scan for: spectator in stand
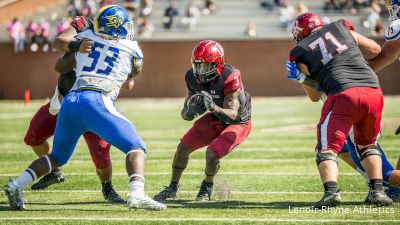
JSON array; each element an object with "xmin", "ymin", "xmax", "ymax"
[
  {"xmin": 278, "ymin": 0, "xmax": 295, "ymax": 30},
  {"xmin": 56, "ymin": 17, "xmax": 72, "ymax": 36},
  {"xmin": 123, "ymin": 0, "xmax": 140, "ymax": 19},
  {"xmin": 68, "ymin": 0, "xmax": 81, "ymax": 17},
  {"xmin": 181, "ymin": 1, "xmax": 200, "ymax": 30},
  {"xmin": 260, "ymin": 0, "xmax": 284, "ymax": 12},
  {"xmin": 323, "ymin": 0, "xmax": 351, "ymax": 12},
  {"xmin": 7, "ymin": 17, "xmax": 25, "ymax": 53},
  {"xmin": 100, "ymin": 0, "xmax": 114, "ymax": 7},
  {"xmin": 203, "ymin": 0, "xmax": 218, "ymax": 15},
  {"xmin": 31, "ymin": 18, "xmax": 50, "ymax": 52},
  {"xmin": 351, "ymin": 0, "xmax": 368, "ymax": 14},
  {"xmin": 362, "ymin": 0, "xmax": 383, "ymax": 36},
  {"xmin": 296, "ymin": 0, "xmax": 309, "ymax": 16},
  {"xmin": 245, "ymin": 20, "xmax": 258, "ymax": 37},
  {"xmin": 82, "ymin": 0, "xmax": 97, "ymax": 18},
  {"xmin": 25, "ymin": 20, "xmax": 38, "ymax": 45},
  {"xmin": 138, "ymin": 16, "xmax": 155, "ymax": 38},
  {"xmin": 140, "ymin": 0, "xmax": 153, "ymax": 18},
  {"xmin": 163, "ymin": 0, "xmax": 179, "ymax": 30}
]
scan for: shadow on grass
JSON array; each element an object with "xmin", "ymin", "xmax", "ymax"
[{"xmin": 0, "ymin": 201, "xmax": 119, "ymax": 212}]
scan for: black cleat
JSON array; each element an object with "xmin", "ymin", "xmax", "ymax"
[
  {"xmin": 154, "ymin": 182, "xmax": 178, "ymax": 202},
  {"xmin": 312, "ymin": 191, "xmax": 342, "ymax": 209},
  {"xmin": 395, "ymin": 126, "xmax": 400, "ymax": 135},
  {"xmin": 196, "ymin": 180, "xmax": 213, "ymax": 201},
  {"xmin": 102, "ymin": 181, "xmax": 125, "ymax": 204},
  {"xmin": 366, "ymin": 189, "xmax": 393, "ymax": 206},
  {"xmin": 31, "ymin": 170, "xmax": 65, "ymax": 190}
]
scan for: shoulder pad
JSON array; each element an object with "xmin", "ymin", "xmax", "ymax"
[{"xmin": 385, "ymin": 20, "xmax": 400, "ymax": 41}]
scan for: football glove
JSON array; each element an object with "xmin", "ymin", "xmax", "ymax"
[
  {"xmin": 286, "ymin": 60, "xmax": 306, "ymax": 83},
  {"xmin": 186, "ymin": 93, "xmax": 207, "ymax": 119},
  {"xmin": 201, "ymin": 91, "xmax": 216, "ymax": 111}
]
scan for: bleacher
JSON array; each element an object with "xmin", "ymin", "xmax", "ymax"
[{"xmin": 0, "ymin": 0, "xmax": 383, "ymax": 41}]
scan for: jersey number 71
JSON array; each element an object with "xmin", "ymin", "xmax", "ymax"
[
  {"xmin": 83, "ymin": 42, "xmax": 120, "ymax": 75},
  {"xmin": 308, "ymin": 32, "xmax": 348, "ymax": 65}
]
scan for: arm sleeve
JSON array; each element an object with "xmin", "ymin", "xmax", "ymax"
[
  {"xmin": 71, "ymin": 16, "xmax": 94, "ymax": 32},
  {"xmin": 224, "ymin": 71, "xmax": 243, "ymax": 95},
  {"xmin": 342, "ymin": 19, "xmax": 355, "ymax": 31}
]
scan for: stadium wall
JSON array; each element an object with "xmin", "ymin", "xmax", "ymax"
[{"xmin": 0, "ymin": 40, "xmax": 399, "ymax": 99}]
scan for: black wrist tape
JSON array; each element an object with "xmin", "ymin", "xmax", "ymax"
[{"xmin": 68, "ymin": 40, "xmax": 82, "ymax": 52}]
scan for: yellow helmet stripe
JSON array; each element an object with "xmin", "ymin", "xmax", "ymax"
[{"xmin": 94, "ymin": 5, "xmax": 118, "ymax": 34}]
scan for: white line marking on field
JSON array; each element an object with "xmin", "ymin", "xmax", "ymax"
[
  {"xmin": 0, "ymin": 171, "xmax": 360, "ymax": 177},
  {"xmin": 20, "ymin": 190, "xmax": 367, "ymax": 195},
  {"xmin": 0, "ymin": 217, "xmax": 398, "ymax": 223}
]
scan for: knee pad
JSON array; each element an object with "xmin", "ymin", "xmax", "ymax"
[
  {"xmin": 358, "ymin": 145, "xmax": 381, "ymax": 161},
  {"xmin": 316, "ymin": 151, "xmax": 338, "ymax": 166}
]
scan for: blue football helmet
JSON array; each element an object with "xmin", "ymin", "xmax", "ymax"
[
  {"xmin": 94, "ymin": 5, "xmax": 134, "ymax": 40},
  {"xmin": 389, "ymin": 0, "xmax": 400, "ymax": 22}
]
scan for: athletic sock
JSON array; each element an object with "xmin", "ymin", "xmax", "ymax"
[
  {"xmin": 15, "ymin": 169, "xmax": 36, "ymax": 188},
  {"xmin": 323, "ymin": 181, "xmax": 338, "ymax": 193},
  {"xmin": 129, "ymin": 180, "xmax": 144, "ymax": 196},
  {"xmin": 370, "ymin": 179, "xmax": 384, "ymax": 191},
  {"xmin": 169, "ymin": 181, "xmax": 178, "ymax": 189},
  {"xmin": 102, "ymin": 181, "xmax": 112, "ymax": 189}
]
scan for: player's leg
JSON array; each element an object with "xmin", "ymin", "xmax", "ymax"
[
  {"xmin": 353, "ymin": 87, "xmax": 392, "ymax": 206},
  {"xmin": 85, "ymin": 92, "xmax": 165, "ymax": 210},
  {"xmin": 83, "ymin": 132, "xmax": 124, "ymax": 203},
  {"xmin": 154, "ymin": 113, "xmax": 220, "ymax": 201},
  {"xmin": 313, "ymin": 95, "xmax": 352, "ymax": 209},
  {"xmin": 23, "ymin": 102, "xmax": 65, "ymax": 190},
  {"xmin": 196, "ymin": 121, "xmax": 252, "ymax": 201},
  {"xmin": 4, "ymin": 96, "xmax": 83, "ymax": 210}
]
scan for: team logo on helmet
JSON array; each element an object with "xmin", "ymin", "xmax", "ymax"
[{"xmin": 105, "ymin": 13, "xmax": 124, "ymax": 28}]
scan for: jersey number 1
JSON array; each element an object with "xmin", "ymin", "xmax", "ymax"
[
  {"xmin": 308, "ymin": 32, "xmax": 348, "ymax": 65},
  {"xmin": 83, "ymin": 42, "xmax": 120, "ymax": 75}
]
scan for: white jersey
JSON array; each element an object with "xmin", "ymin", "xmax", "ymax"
[
  {"xmin": 72, "ymin": 29, "xmax": 143, "ymax": 100},
  {"xmin": 385, "ymin": 19, "xmax": 400, "ymax": 41}
]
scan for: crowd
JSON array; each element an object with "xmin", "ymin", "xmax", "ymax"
[{"xmin": 6, "ymin": 0, "xmax": 220, "ymax": 52}]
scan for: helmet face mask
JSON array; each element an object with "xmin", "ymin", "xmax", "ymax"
[
  {"xmin": 389, "ymin": 4, "xmax": 400, "ymax": 22},
  {"xmin": 191, "ymin": 40, "xmax": 225, "ymax": 84},
  {"xmin": 95, "ymin": 5, "xmax": 135, "ymax": 41}
]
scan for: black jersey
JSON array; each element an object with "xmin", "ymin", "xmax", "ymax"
[
  {"xmin": 57, "ymin": 16, "xmax": 93, "ymax": 96},
  {"xmin": 185, "ymin": 65, "xmax": 251, "ymax": 124},
  {"xmin": 289, "ymin": 19, "xmax": 380, "ymax": 95}
]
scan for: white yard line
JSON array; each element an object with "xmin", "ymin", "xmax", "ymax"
[
  {"xmin": 0, "ymin": 217, "xmax": 397, "ymax": 223},
  {"xmin": 0, "ymin": 171, "xmax": 360, "ymax": 177},
  {"xmin": 20, "ymin": 190, "xmax": 367, "ymax": 195}
]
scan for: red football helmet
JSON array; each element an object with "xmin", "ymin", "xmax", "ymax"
[
  {"xmin": 292, "ymin": 13, "xmax": 324, "ymax": 43},
  {"xmin": 191, "ymin": 40, "xmax": 225, "ymax": 83}
]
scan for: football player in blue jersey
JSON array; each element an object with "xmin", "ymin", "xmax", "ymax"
[{"xmin": 4, "ymin": 5, "xmax": 166, "ymax": 211}]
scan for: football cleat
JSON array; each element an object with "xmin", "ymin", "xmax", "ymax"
[
  {"xmin": 127, "ymin": 192, "xmax": 167, "ymax": 210},
  {"xmin": 102, "ymin": 181, "xmax": 125, "ymax": 204},
  {"xmin": 312, "ymin": 191, "xmax": 342, "ymax": 209},
  {"xmin": 4, "ymin": 178, "xmax": 25, "ymax": 210},
  {"xmin": 153, "ymin": 182, "xmax": 178, "ymax": 202},
  {"xmin": 385, "ymin": 187, "xmax": 400, "ymax": 202},
  {"xmin": 366, "ymin": 189, "xmax": 393, "ymax": 206},
  {"xmin": 31, "ymin": 169, "xmax": 65, "ymax": 190},
  {"xmin": 196, "ymin": 180, "xmax": 213, "ymax": 201}
]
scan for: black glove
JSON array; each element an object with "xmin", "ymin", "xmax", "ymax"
[
  {"xmin": 186, "ymin": 93, "xmax": 207, "ymax": 119},
  {"xmin": 201, "ymin": 91, "xmax": 216, "ymax": 111}
]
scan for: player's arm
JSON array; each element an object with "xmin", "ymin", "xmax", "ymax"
[
  {"xmin": 202, "ymin": 89, "xmax": 240, "ymax": 124},
  {"xmin": 286, "ymin": 60, "xmax": 320, "ymax": 90},
  {"xmin": 368, "ymin": 39, "xmax": 400, "ymax": 72},
  {"xmin": 54, "ymin": 52, "xmax": 76, "ymax": 73},
  {"xmin": 298, "ymin": 62, "xmax": 322, "ymax": 102},
  {"xmin": 349, "ymin": 30, "xmax": 381, "ymax": 60},
  {"xmin": 122, "ymin": 57, "xmax": 144, "ymax": 91},
  {"xmin": 53, "ymin": 26, "xmax": 78, "ymax": 52}
]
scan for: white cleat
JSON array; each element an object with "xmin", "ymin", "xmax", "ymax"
[
  {"xmin": 127, "ymin": 192, "xmax": 167, "ymax": 210},
  {"xmin": 4, "ymin": 178, "xmax": 25, "ymax": 210}
]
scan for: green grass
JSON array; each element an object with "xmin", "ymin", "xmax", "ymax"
[{"xmin": 0, "ymin": 96, "xmax": 400, "ymax": 224}]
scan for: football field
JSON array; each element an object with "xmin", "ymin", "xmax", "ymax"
[{"xmin": 0, "ymin": 96, "xmax": 399, "ymax": 224}]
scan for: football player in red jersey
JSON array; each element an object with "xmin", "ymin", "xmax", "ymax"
[
  {"xmin": 22, "ymin": 16, "xmax": 131, "ymax": 203},
  {"xmin": 287, "ymin": 13, "xmax": 392, "ymax": 208},
  {"xmin": 154, "ymin": 40, "xmax": 252, "ymax": 201}
]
